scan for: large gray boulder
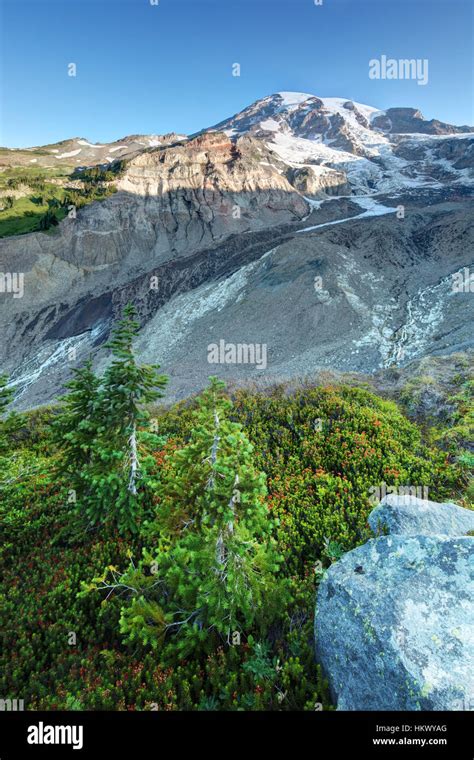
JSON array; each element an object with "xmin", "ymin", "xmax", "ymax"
[
  {"xmin": 369, "ymin": 494, "xmax": 474, "ymax": 538},
  {"xmin": 315, "ymin": 503, "xmax": 474, "ymax": 710}
]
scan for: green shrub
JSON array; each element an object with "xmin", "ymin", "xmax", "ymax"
[{"xmin": 0, "ymin": 378, "xmax": 467, "ymax": 710}]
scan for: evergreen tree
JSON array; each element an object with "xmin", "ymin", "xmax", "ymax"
[
  {"xmin": 0, "ymin": 374, "xmax": 16, "ymax": 456},
  {"xmin": 85, "ymin": 303, "xmax": 168, "ymax": 534},
  {"xmin": 53, "ymin": 358, "xmax": 101, "ymax": 503},
  {"xmin": 38, "ymin": 209, "xmax": 59, "ymax": 230},
  {"xmin": 107, "ymin": 377, "xmax": 285, "ymax": 656},
  {"xmin": 0, "ymin": 373, "xmax": 13, "ymax": 415}
]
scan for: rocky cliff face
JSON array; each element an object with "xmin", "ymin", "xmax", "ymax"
[
  {"xmin": 372, "ymin": 107, "xmax": 472, "ymax": 135},
  {"xmin": 0, "ymin": 92, "xmax": 473, "ymax": 408},
  {"xmin": 288, "ymin": 165, "xmax": 349, "ymax": 197},
  {"xmin": 0, "ymin": 131, "xmax": 307, "ymax": 344}
]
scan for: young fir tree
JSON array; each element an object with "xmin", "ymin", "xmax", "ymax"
[
  {"xmin": 85, "ymin": 303, "xmax": 168, "ymax": 534},
  {"xmin": 0, "ymin": 373, "xmax": 14, "ymax": 414},
  {"xmin": 0, "ymin": 374, "xmax": 18, "ymax": 457},
  {"xmin": 53, "ymin": 358, "xmax": 101, "ymax": 502},
  {"xmin": 99, "ymin": 377, "xmax": 285, "ymax": 656}
]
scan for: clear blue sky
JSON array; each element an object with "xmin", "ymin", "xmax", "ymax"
[{"xmin": 1, "ymin": 0, "xmax": 472, "ymax": 147}]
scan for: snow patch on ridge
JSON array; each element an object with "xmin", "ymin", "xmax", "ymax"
[
  {"xmin": 57, "ymin": 149, "xmax": 82, "ymax": 159},
  {"xmin": 297, "ymin": 196, "xmax": 397, "ymax": 233},
  {"xmin": 277, "ymin": 92, "xmax": 314, "ymax": 108},
  {"xmin": 8, "ymin": 322, "xmax": 109, "ymax": 400},
  {"xmin": 77, "ymin": 140, "xmax": 107, "ymax": 148},
  {"xmin": 260, "ymin": 118, "xmax": 280, "ymax": 132}
]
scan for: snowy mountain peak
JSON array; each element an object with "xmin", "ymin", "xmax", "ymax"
[
  {"xmin": 212, "ymin": 91, "xmax": 378, "ymax": 137},
  {"xmin": 207, "ymin": 91, "xmax": 474, "ymax": 196},
  {"xmin": 211, "ymin": 91, "xmax": 470, "ymax": 142},
  {"xmin": 276, "ymin": 91, "xmax": 315, "ymax": 107}
]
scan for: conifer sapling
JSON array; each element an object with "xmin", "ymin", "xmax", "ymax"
[{"xmin": 96, "ymin": 377, "xmax": 285, "ymax": 656}]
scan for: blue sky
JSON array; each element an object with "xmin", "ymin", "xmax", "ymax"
[{"xmin": 1, "ymin": 0, "xmax": 472, "ymax": 147}]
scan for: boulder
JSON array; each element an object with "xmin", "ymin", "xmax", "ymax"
[
  {"xmin": 369, "ymin": 494, "xmax": 474, "ymax": 538},
  {"xmin": 315, "ymin": 498, "xmax": 474, "ymax": 710}
]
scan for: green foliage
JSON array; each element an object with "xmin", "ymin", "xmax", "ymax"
[
  {"xmin": 38, "ymin": 208, "xmax": 59, "ymax": 230},
  {"xmin": 0, "ymin": 374, "xmax": 21, "ymax": 458},
  {"xmin": 0, "ymin": 441, "xmax": 327, "ymax": 710},
  {"xmin": 110, "ymin": 377, "xmax": 286, "ymax": 657},
  {"xmin": 0, "ymin": 164, "xmax": 120, "ymax": 238},
  {"xmin": 63, "ymin": 182, "xmax": 117, "ymax": 212},
  {"xmin": 0, "ymin": 369, "xmax": 468, "ymax": 710},
  {"xmin": 2, "ymin": 195, "xmax": 14, "ymax": 210},
  {"xmin": 85, "ymin": 304, "xmax": 167, "ymax": 533},
  {"xmin": 399, "ymin": 371, "xmax": 473, "ymax": 506},
  {"xmin": 54, "ymin": 305, "xmax": 168, "ymax": 535},
  {"xmin": 73, "ymin": 161, "xmax": 126, "ymax": 184},
  {"xmin": 156, "ymin": 384, "xmax": 462, "ymax": 574},
  {"xmin": 52, "ymin": 359, "xmax": 102, "ymax": 499},
  {"xmin": 0, "ymin": 372, "xmax": 14, "ymax": 417},
  {"xmin": 8, "ymin": 405, "xmax": 57, "ymax": 454}
]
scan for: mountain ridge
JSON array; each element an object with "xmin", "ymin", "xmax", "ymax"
[
  {"xmin": 3, "ymin": 91, "xmax": 472, "ymax": 162},
  {"xmin": 0, "ymin": 91, "xmax": 473, "ymax": 409}
]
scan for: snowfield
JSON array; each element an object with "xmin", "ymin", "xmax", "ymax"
[
  {"xmin": 297, "ymin": 196, "xmax": 398, "ymax": 233},
  {"xmin": 77, "ymin": 140, "xmax": 107, "ymax": 148},
  {"xmin": 57, "ymin": 149, "xmax": 82, "ymax": 159}
]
